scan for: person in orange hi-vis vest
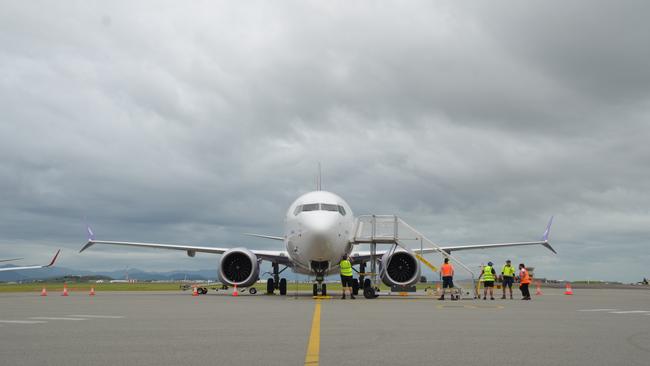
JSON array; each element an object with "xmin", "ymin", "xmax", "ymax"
[
  {"xmin": 438, "ymin": 258, "xmax": 455, "ymax": 301},
  {"xmin": 518, "ymin": 263, "xmax": 532, "ymax": 300}
]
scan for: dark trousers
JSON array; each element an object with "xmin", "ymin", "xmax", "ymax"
[{"xmin": 520, "ymin": 283, "xmax": 530, "ymax": 298}]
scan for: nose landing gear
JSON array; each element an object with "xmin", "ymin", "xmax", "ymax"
[
  {"xmin": 312, "ymin": 282, "xmax": 327, "ymax": 296},
  {"xmin": 312, "ymin": 269, "xmax": 328, "ymax": 296}
]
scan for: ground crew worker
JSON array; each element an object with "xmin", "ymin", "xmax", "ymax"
[
  {"xmin": 438, "ymin": 257, "xmax": 455, "ymax": 300},
  {"xmin": 478, "ymin": 261, "xmax": 496, "ymax": 300},
  {"xmin": 518, "ymin": 263, "xmax": 531, "ymax": 300},
  {"xmin": 501, "ymin": 259, "xmax": 515, "ymax": 299},
  {"xmin": 339, "ymin": 255, "xmax": 355, "ymax": 299}
]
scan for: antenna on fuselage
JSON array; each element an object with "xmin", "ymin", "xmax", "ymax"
[{"xmin": 317, "ymin": 162, "xmax": 322, "ymax": 191}]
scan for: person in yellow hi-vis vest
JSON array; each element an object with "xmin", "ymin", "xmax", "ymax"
[
  {"xmin": 501, "ymin": 260, "xmax": 516, "ymax": 299},
  {"xmin": 478, "ymin": 261, "xmax": 497, "ymax": 300},
  {"xmin": 339, "ymin": 255, "xmax": 355, "ymax": 299}
]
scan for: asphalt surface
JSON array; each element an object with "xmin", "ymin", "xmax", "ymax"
[{"xmin": 1, "ymin": 287, "xmax": 649, "ymax": 366}]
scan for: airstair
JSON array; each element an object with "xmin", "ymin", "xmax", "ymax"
[{"xmin": 352, "ymin": 215, "xmax": 478, "ymax": 299}]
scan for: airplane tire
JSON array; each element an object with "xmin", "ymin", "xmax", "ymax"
[
  {"xmin": 363, "ymin": 278, "xmax": 371, "ymax": 289},
  {"xmin": 249, "ymin": 287, "xmax": 257, "ymax": 295},
  {"xmin": 279, "ymin": 278, "xmax": 287, "ymax": 295},
  {"xmin": 313, "ymin": 284, "xmax": 318, "ymax": 296},
  {"xmin": 321, "ymin": 284, "xmax": 327, "ymax": 296},
  {"xmin": 352, "ymin": 279, "xmax": 360, "ymax": 295},
  {"xmin": 363, "ymin": 286, "xmax": 375, "ymax": 299},
  {"xmin": 267, "ymin": 278, "xmax": 274, "ymax": 294}
]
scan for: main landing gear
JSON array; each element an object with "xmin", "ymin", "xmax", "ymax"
[
  {"xmin": 266, "ymin": 262, "xmax": 288, "ymax": 295},
  {"xmin": 352, "ymin": 279, "xmax": 360, "ymax": 296},
  {"xmin": 362, "ymin": 278, "xmax": 379, "ymax": 299}
]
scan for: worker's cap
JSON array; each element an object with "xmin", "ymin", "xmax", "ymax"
[
  {"xmin": 506, "ymin": 259, "xmax": 511, "ymax": 263},
  {"xmin": 487, "ymin": 261, "xmax": 493, "ymax": 266}
]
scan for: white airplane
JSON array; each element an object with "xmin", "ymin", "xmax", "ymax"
[
  {"xmin": 81, "ymin": 190, "xmax": 555, "ymax": 297},
  {"xmin": 0, "ymin": 250, "xmax": 60, "ymax": 272}
]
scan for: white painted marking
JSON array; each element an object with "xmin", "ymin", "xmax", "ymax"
[
  {"xmin": 0, "ymin": 320, "xmax": 47, "ymax": 324},
  {"xmin": 609, "ymin": 310, "xmax": 650, "ymax": 314},
  {"xmin": 30, "ymin": 317, "xmax": 86, "ymax": 321},
  {"xmin": 577, "ymin": 309, "xmax": 619, "ymax": 312},
  {"xmin": 69, "ymin": 315, "xmax": 125, "ymax": 319}
]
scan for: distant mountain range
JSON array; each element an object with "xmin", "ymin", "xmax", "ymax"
[{"xmin": 0, "ymin": 265, "xmax": 218, "ymax": 282}]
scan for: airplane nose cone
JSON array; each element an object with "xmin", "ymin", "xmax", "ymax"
[
  {"xmin": 300, "ymin": 213, "xmax": 339, "ymax": 260},
  {"xmin": 302, "ymin": 213, "xmax": 338, "ymax": 234}
]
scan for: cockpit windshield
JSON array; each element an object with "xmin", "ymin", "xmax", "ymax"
[
  {"xmin": 293, "ymin": 203, "xmax": 347, "ymax": 216},
  {"xmin": 301, "ymin": 203, "xmax": 320, "ymax": 212},
  {"xmin": 320, "ymin": 204, "xmax": 339, "ymax": 212}
]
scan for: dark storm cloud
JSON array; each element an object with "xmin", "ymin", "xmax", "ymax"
[{"xmin": 0, "ymin": 1, "xmax": 648, "ymax": 281}]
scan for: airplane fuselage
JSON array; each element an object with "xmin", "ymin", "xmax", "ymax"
[{"xmin": 284, "ymin": 191, "xmax": 355, "ymax": 275}]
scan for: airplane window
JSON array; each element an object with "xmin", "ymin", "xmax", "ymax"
[
  {"xmin": 293, "ymin": 205, "xmax": 302, "ymax": 216},
  {"xmin": 301, "ymin": 203, "xmax": 320, "ymax": 212},
  {"xmin": 338, "ymin": 205, "xmax": 346, "ymax": 215},
  {"xmin": 321, "ymin": 204, "xmax": 339, "ymax": 212}
]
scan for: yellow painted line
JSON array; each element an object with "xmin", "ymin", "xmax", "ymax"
[
  {"xmin": 415, "ymin": 254, "xmax": 437, "ymax": 272},
  {"xmin": 304, "ymin": 299, "xmax": 321, "ymax": 365}
]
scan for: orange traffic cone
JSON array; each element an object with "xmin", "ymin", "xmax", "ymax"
[
  {"xmin": 564, "ymin": 282, "xmax": 573, "ymax": 295},
  {"xmin": 89, "ymin": 287, "xmax": 96, "ymax": 296},
  {"xmin": 62, "ymin": 284, "xmax": 69, "ymax": 296},
  {"xmin": 41, "ymin": 287, "xmax": 47, "ymax": 296},
  {"xmin": 232, "ymin": 284, "xmax": 239, "ymax": 297},
  {"xmin": 535, "ymin": 281, "xmax": 543, "ymax": 295},
  {"xmin": 192, "ymin": 286, "xmax": 199, "ymax": 297}
]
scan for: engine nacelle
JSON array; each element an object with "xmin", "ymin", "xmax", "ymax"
[
  {"xmin": 218, "ymin": 248, "xmax": 260, "ymax": 288},
  {"xmin": 380, "ymin": 250, "xmax": 421, "ymax": 287}
]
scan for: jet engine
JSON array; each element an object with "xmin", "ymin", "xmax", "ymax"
[
  {"xmin": 379, "ymin": 250, "xmax": 421, "ymax": 287},
  {"xmin": 218, "ymin": 248, "xmax": 260, "ymax": 288}
]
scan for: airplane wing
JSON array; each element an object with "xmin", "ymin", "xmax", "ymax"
[
  {"xmin": 80, "ymin": 226, "xmax": 292, "ymax": 265},
  {"xmin": 0, "ymin": 258, "xmax": 23, "ymax": 263},
  {"xmin": 0, "ymin": 250, "xmax": 60, "ymax": 272},
  {"xmin": 351, "ymin": 217, "xmax": 555, "ymax": 263}
]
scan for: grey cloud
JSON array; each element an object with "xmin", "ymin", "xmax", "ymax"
[{"xmin": 0, "ymin": 1, "xmax": 649, "ymax": 281}]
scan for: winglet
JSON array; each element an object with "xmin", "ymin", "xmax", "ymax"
[
  {"xmin": 541, "ymin": 216, "xmax": 556, "ymax": 254},
  {"xmin": 80, "ymin": 225, "xmax": 96, "ymax": 253},
  {"xmin": 542, "ymin": 216, "xmax": 553, "ymax": 242},
  {"xmin": 46, "ymin": 249, "xmax": 61, "ymax": 267},
  {"xmin": 87, "ymin": 224, "xmax": 96, "ymax": 241}
]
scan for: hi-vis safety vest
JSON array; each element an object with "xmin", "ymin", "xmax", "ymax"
[
  {"xmin": 340, "ymin": 260, "xmax": 353, "ymax": 276},
  {"xmin": 482, "ymin": 266, "xmax": 495, "ymax": 281},
  {"xmin": 520, "ymin": 268, "xmax": 531, "ymax": 284},
  {"xmin": 441, "ymin": 263, "xmax": 454, "ymax": 277},
  {"xmin": 502, "ymin": 265, "xmax": 515, "ymax": 277}
]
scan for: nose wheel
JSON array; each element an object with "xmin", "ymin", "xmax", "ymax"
[{"xmin": 312, "ymin": 283, "xmax": 327, "ymax": 296}]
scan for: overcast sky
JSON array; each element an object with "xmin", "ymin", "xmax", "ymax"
[{"xmin": 1, "ymin": 1, "xmax": 649, "ymax": 282}]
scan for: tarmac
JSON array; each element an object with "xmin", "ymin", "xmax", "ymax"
[{"xmin": 0, "ymin": 287, "xmax": 649, "ymax": 366}]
